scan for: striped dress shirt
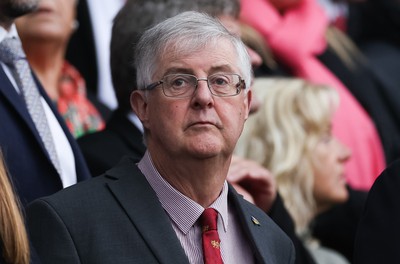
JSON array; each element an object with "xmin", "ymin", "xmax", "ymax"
[{"xmin": 138, "ymin": 151, "xmax": 254, "ymax": 264}]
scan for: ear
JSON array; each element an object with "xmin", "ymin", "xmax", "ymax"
[
  {"xmin": 131, "ymin": 90, "xmax": 149, "ymax": 127},
  {"xmin": 244, "ymin": 89, "xmax": 252, "ymax": 120}
]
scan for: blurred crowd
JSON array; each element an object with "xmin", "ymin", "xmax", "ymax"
[{"xmin": 1, "ymin": 0, "xmax": 399, "ymax": 263}]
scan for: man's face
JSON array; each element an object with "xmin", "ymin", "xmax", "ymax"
[
  {"xmin": 0, "ymin": 0, "xmax": 39, "ymax": 26},
  {"xmin": 132, "ymin": 39, "xmax": 252, "ymax": 161}
]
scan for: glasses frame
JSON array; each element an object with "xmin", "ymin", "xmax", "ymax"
[{"xmin": 143, "ymin": 73, "xmax": 246, "ymax": 98}]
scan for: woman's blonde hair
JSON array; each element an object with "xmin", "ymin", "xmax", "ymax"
[
  {"xmin": 0, "ymin": 151, "xmax": 30, "ymax": 264},
  {"xmin": 236, "ymin": 77, "xmax": 339, "ymax": 234}
]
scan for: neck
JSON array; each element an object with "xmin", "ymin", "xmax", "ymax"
[{"xmin": 149, "ymin": 150, "xmax": 230, "ymax": 208}]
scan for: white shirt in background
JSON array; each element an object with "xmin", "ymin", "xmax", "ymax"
[{"xmin": 86, "ymin": 0, "xmax": 125, "ymax": 110}]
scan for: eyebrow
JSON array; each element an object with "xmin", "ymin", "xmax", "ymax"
[
  {"xmin": 162, "ymin": 65, "xmax": 236, "ymax": 76},
  {"xmin": 162, "ymin": 68, "xmax": 193, "ymax": 76}
]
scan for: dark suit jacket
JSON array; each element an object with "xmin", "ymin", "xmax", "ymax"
[
  {"xmin": 312, "ymin": 186, "xmax": 367, "ymax": 262},
  {"xmin": 0, "ymin": 66, "xmax": 91, "ymax": 207},
  {"xmin": 347, "ymin": 0, "xmax": 400, "ymax": 48},
  {"xmin": 78, "ymin": 110, "xmax": 146, "ymax": 176},
  {"xmin": 27, "ymin": 157, "xmax": 295, "ymax": 264},
  {"xmin": 353, "ymin": 159, "xmax": 400, "ymax": 264},
  {"xmin": 269, "ymin": 194, "xmax": 317, "ymax": 264}
]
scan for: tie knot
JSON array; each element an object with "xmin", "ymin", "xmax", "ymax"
[
  {"xmin": 200, "ymin": 208, "xmax": 218, "ymax": 232},
  {"xmin": 0, "ymin": 37, "xmax": 26, "ymax": 66}
]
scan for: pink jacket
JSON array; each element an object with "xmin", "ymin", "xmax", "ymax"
[{"xmin": 240, "ymin": 0, "xmax": 385, "ymax": 190}]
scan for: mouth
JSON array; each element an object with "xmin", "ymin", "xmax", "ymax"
[
  {"xmin": 338, "ymin": 173, "xmax": 347, "ymax": 184},
  {"xmin": 187, "ymin": 120, "xmax": 220, "ymax": 130},
  {"xmin": 35, "ymin": 5, "xmax": 54, "ymax": 14},
  {"xmin": 189, "ymin": 121, "xmax": 214, "ymax": 127}
]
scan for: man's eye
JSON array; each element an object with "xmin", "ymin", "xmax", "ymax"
[
  {"xmin": 172, "ymin": 79, "xmax": 186, "ymax": 87},
  {"xmin": 215, "ymin": 78, "xmax": 228, "ymax": 85},
  {"xmin": 211, "ymin": 76, "xmax": 230, "ymax": 86},
  {"xmin": 168, "ymin": 76, "xmax": 192, "ymax": 88}
]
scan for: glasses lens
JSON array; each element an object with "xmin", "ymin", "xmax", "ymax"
[
  {"xmin": 161, "ymin": 73, "xmax": 242, "ymax": 97},
  {"xmin": 209, "ymin": 74, "xmax": 241, "ymax": 96},
  {"xmin": 163, "ymin": 74, "xmax": 196, "ymax": 97}
]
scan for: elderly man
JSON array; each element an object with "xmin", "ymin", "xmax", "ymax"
[{"xmin": 27, "ymin": 11, "xmax": 294, "ymax": 263}]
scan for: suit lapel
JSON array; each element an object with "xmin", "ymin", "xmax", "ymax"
[
  {"xmin": 228, "ymin": 185, "xmax": 276, "ymax": 264},
  {"xmin": 33, "ymin": 71, "xmax": 91, "ymax": 181},
  {"xmin": 106, "ymin": 159, "xmax": 282, "ymax": 264},
  {"xmin": 0, "ymin": 66, "xmax": 90, "ymax": 180},
  {"xmin": 106, "ymin": 159, "xmax": 190, "ymax": 264},
  {"xmin": 0, "ymin": 67, "xmax": 53, "ymax": 159}
]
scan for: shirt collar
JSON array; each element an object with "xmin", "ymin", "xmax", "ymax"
[
  {"xmin": 138, "ymin": 151, "xmax": 229, "ymax": 234},
  {"xmin": 0, "ymin": 24, "xmax": 19, "ymax": 43}
]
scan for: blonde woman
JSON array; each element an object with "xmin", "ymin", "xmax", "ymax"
[
  {"xmin": 236, "ymin": 78, "xmax": 351, "ymax": 264},
  {"xmin": 0, "ymin": 151, "xmax": 30, "ymax": 264}
]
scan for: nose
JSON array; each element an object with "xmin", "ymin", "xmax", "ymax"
[
  {"xmin": 191, "ymin": 79, "xmax": 214, "ymax": 107},
  {"xmin": 337, "ymin": 139, "xmax": 351, "ymax": 163}
]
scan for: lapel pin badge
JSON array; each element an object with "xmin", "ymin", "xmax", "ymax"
[{"xmin": 251, "ymin": 216, "xmax": 260, "ymax": 226}]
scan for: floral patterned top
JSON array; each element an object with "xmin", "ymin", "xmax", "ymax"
[{"xmin": 57, "ymin": 61, "xmax": 105, "ymax": 138}]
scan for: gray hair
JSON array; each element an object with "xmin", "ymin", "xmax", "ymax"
[
  {"xmin": 111, "ymin": 0, "xmax": 242, "ymax": 113},
  {"xmin": 135, "ymin": 11, "xmax": 252, "ymax": 91}
]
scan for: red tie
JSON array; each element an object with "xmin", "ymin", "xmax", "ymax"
[{"xmin": 200, "ymin": 208, "xmax": 224, "ymax": 264}]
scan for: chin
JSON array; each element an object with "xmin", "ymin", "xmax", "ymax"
[
  {"xmin": 188, "ymin": 150, "xmax": 219, "ymax": 160},
  {"xmin": 189, "ymin": 145, "xmax": 220, "ymax": 156},
  {"xmin": 335, "ymin": 189, "xmax": 350, "ymax": 204},
  {"xmin": 189, "ymin": 144, "xmax": 223, "ymax": 159}
]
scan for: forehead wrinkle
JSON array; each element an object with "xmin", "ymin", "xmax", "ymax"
[
  {"xmin": 163, "ymin": 67, "xmax": 194, "ymax": 76},
  {"xmin": 208, "ymin": 64, "xmax": 236, "ymax": 74},
  {"xmin": 156, "ymin": 40, "xmax": 240, "ymax": 78}
]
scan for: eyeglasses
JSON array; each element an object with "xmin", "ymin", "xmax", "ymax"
[{"xmin": 142, "ymin": 73, "xmax": 246, "ymax": 98}]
